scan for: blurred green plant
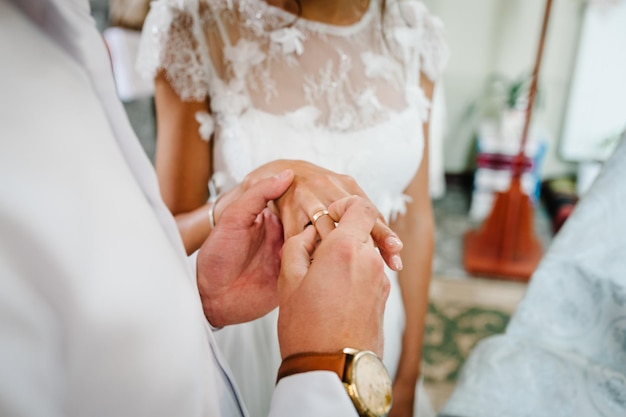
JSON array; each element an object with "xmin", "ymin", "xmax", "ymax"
[
  {"xmin": 483, "ymin": 72, "xmax": 543, "ymax": 116},
  {"xmin": 459, "ymin": 72, "xmax": 544, "ymax": 124}
]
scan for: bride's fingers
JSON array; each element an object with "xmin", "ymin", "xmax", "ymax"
[
  {"xmin": 379, "ymin": 247, "xmax": 404, "ymax": 272},
  {"xmin": 280, "ymin": 187, "xmax": 347, "ymax": 238},
  {"xmin": 277, "ymin": 186, "xmax": 322, "ymax": 239},
  {"xmin": 222, "ymin": 170, "xmax": 294, "ymax": 227},
  {"xmin": 370, "ymin": 218, "xmax": 404, "ymax": 271},
  {"xmin": 275, "ymin": 177, "xmax": 397, "ymax": 262}
]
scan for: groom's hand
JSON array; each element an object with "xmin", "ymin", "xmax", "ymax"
[
  {"xmin": 196, "ymin": 170, "xmax": 294, "ymax": 328},
  {"xmin": 277, "ymin": 196, "xmax": 390, "ymax": 358}
]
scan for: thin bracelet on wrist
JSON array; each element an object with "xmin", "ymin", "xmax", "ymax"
[
  {"xmin": 208, "ymin": 195, "xmax": 221, "ymax": 229},
  {"xmin": 207, "ymin": 176, "xmax": 224, "ymax": 230}
]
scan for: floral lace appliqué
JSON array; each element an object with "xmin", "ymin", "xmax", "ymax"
[
  {"xmin": 361, "ymin": 52, "xmax": 404, "ymax": 90},
  {"xmin": 270, "ymin": 27, "xmax": 306, "ymax": 56},
  {"xmin": 224, "ymin": 39, "xmax": 266, "ymax": 79},
  {"xmin": 210, "ymin": 78, "xmax": 250, "ymax": 116},
  {"xmin": 195, "ymin": 111, "xmax": 215, "ymax": 141}
]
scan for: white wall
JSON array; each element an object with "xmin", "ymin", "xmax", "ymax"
[
  {"xmin": 423, "ymin": 0, "xmax": 584, "ymax": 178},
  {"xmin": 561, "ymin": 0, "xmax": 626, "ymax": 161}
]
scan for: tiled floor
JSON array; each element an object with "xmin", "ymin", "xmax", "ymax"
[{"xmin": 424, "ymin": 276, "xmax": 529, "ymax": 411}]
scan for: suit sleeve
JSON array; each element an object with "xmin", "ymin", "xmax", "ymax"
[{"xmin": 0, "ymin": 233, "xmax": 66, "ymax": 417}]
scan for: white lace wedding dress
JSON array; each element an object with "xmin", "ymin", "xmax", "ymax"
[{"xmin": 138, "ymin": 1, "xmax": 447, "ymax": 416}]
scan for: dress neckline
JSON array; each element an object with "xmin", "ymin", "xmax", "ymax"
[{"xmin": 264, "ymin": 0, "xmax": 377, "ymax": 37}]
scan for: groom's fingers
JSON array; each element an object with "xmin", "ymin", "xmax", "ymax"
[
  {"xmin": 327, "ymin": 196, "xmax": 379, "ymax": 244},
  {"xmin": 278, "ymin": 225, "xmax": 317, "ymax": 300},
  {"xmin": 326, "ymin": 197, "xmax": 404, "ymax": 271}
]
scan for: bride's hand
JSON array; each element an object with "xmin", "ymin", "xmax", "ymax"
[{"xmin": 230, "ymin": 160, "xmax": 404, "ymax": 271}]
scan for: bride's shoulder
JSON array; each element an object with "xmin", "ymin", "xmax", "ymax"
[
  {"xmin": 384, "ymin": 0, "xmax": 442, "ymax": 28},
  {"xmin": 384, "ymin": 0, "xmax": 448, "ymax": 80}
]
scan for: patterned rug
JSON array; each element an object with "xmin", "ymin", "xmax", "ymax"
[{"xmin": 422, "ymin": 277, "xmax": 528, "ymax": 411}]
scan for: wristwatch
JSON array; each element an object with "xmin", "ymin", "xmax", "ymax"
[{"xmin": 276, "ymin": 348, "xmax": 393, "ymax": 417}]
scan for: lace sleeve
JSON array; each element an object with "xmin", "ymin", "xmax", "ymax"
[
  {"xmin": 414, "ymin": 2, "xmax": 449, "ymax": 82},
  {"xmin": 137, "ymin": 0, "xmax": 211, "ymax": 101}
]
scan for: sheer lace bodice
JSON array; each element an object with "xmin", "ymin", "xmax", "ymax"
[{"xmin": 138, "ymin": 0, "xmax": 447, "ymax": 220}]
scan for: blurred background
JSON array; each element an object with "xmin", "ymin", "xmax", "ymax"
[{"xmin": 90, "ymin": 0, "xmax": 626, "ymax": 411}]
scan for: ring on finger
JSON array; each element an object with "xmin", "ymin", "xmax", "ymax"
[{"xmin": 311, "ymin": 209, "xmax": 331, "ymax": 225}]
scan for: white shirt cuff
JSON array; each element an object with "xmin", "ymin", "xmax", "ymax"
[
  {"xmin": 188, "ymin": 250, "xmax": 222, "ymax": 331},
  {"xmin": 269, "ymin": 371, "xmax": 358, "ymax": 417}
]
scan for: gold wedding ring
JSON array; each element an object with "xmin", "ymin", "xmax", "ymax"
[{"xmin": 311, "ymin": 209, "xmax": 330, "ymax": 225}]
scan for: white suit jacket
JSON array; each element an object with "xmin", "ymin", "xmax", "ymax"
[{"xmin": 0, "ymin": 0, "xmax": 357, "ymax": 416}]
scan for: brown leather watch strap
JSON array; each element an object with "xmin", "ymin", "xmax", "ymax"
[{"xmin": 276, "ymin": 351, "xmax": 347, "ymax": 384}]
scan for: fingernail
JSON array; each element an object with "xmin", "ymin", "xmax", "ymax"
[
  {"xmin": 276, "ymin": 169, "xmax": 292, "ymax": 179},
  {"xmin": 391, "ymin": 254, "xmax": 403, "ymax": 271},
  {"xmin": 386, "ymin": 236, "xmax": 403, "ymax": 250}
]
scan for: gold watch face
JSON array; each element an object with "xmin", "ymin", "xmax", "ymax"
[{"xmin": 349, "ymin": 350, "xmax": 392, "ymax": 417}]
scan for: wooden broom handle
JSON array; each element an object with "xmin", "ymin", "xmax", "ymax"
[{"xmin": 515, "ymin": 0, "xmax": 554, "ymax": 177}]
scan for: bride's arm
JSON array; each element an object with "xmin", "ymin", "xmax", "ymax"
[
  {"xmin": 154, "ymin": 71, "xmax": 214, "ymax": 255},
  {"xmin": 387, "ymin": 73, "xmax": 436, "ymax": 417}
]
